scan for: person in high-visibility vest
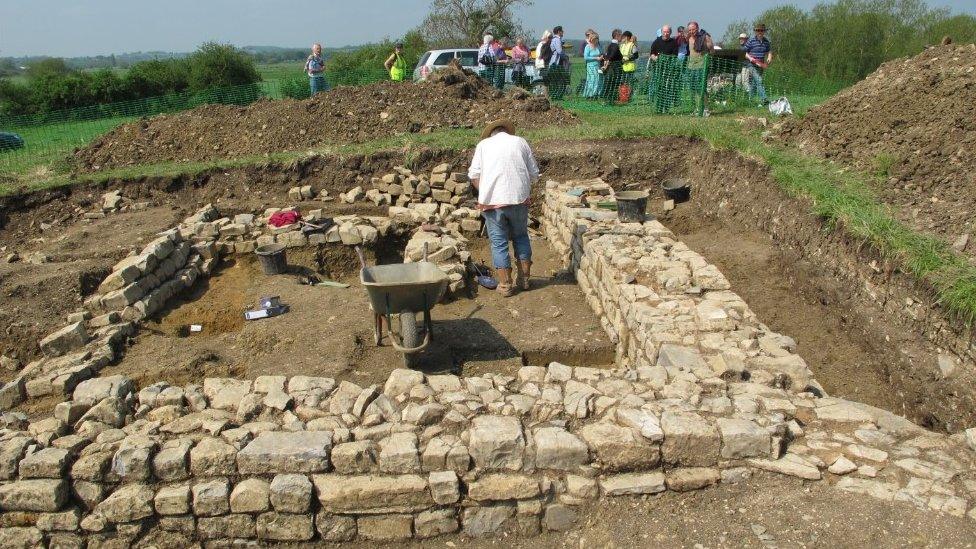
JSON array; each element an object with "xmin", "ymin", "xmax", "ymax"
[
  {"xmin": 619, "ymin": 31, "xmax": 639, "ymax": 103},
  {"xmin": 385, "ymin": 42, "xmax": 407, "ymax": 82}
]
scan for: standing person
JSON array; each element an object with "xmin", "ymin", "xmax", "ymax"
[
  {"xmin": 510, "ymin": 37, "xmax": 531, "ymax": 89},
  {"xmin": 684, "ymin": 22, "xmax": 714, "ymax": 114},
  {"xmin": 675, "ymin": 26, "xmax": 688, "ymax": 61},
  {"xmin": 602, "ymin": 29, "xmax": 624, "ymax": 103},
  {"xmin": 619, "ymin": 31, "xmax": 639, "ymax": 100},
  {"xmin": 384, "ymin": 42, "xmax": 408, "ymax": 82},
  {"xmin": 582, "ymin": 33, "xmax": 603, "ymax": 98},
  {"xmin": 742, "ymin": 23, "xmax": 773, "ymax": 105},
  {"xmin": 535, "ymin": 30, "xmax": 553, "ymax": 87},
  {"xmin": 491, "ymin": 37, "xmax": 511, "ymax": 89},
  {"xmin": 468, "ymin": 119, "xmax": 540, "ymax": 297},
  {"xmin": 737, "ymin": 33, "xmax": 752, "ymax": 95},
  {"xmin": 306, "ymin": 43, "xmax": 328, "ymax": 95},
  {"xmin": 548, "ymin": 26, "xmax": 570, "ymax": 99},
  {"xmin": 478, "ymin": 34, "xmax": 498, "ymax": 85},
  {"xmin": 649, "ymin": 25, "xmax": 681, "ymax": 112}
]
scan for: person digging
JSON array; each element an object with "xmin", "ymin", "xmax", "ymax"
[{"xmin": 468, "ymin": 119, "xmax": 540, "ymax": 297}]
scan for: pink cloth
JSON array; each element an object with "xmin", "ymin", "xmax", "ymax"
[{"xmin": 268, "ymin": 210, "xmax": 301, "ymax": 227}]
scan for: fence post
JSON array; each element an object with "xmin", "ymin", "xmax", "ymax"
[{"xmin": 699, "ymin": 55, "xmax": 710, "ymax": 117}]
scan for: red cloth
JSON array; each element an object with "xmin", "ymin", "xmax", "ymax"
[{"xmin": 268, "ymin": 210, "xmax": 301, "ymax": 227}]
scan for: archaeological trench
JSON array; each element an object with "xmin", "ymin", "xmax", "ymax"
[{"xmin": 1, "ymin": 138, "xmax": 976, "ymax": 546}]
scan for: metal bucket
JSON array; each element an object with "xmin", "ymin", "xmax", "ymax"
[
  {"xmin": 255, "ymin": 243, "xmax": 287, "ymax": 275},
  {"xmin": 662, "ymin": 179, "xmax": 691, "ymax": 203},
  {"xmin": 615, "ymin": 191, "xmax": 649, "ymax": 223}
]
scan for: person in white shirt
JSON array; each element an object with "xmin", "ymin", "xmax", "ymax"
[{"xmin": 467, "ymin": 119, "xmax": 540, "ymax": 297}]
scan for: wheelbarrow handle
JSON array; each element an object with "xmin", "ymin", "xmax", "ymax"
[
  {"xmin": 355, "ymin": 246, "xmax": 368, "ymax": 270},
  {"xmin": 423, "ymin": 241, "xmax": 429, "ymax": 263}
]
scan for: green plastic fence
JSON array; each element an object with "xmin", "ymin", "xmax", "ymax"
[{"xmin": 0, "ymin": 56, "xmax": 807, "ymax": 176}]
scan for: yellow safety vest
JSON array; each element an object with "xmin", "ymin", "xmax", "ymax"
[
  {"xmin": 390, "ymin": 53, "xmax": 407, "ymax": 81},
  {"xmin": 621, "ymin": 42, "xmax": 637, "ymax": 73}
]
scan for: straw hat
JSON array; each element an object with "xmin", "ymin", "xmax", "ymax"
[{"xmin": 481, "ymin": 119, "xmax": 516, "ymax": 139}]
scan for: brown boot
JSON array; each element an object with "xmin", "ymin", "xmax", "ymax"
[
  {"xmin": 515, "ymin": 260, "xmax": 532, "ymax": 291},
  {"xmin": 496, "ymin": 268, "xmax": 516, "ymax": 297}
]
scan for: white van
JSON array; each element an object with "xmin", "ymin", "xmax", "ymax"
[{"xmin": 413, "ymin": 48, "xmax": 542, "ymax": 88}]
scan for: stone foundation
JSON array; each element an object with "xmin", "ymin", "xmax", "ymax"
[{"xmin": 1, "ymin": 180, "xmax": 975, "ymax": 545}]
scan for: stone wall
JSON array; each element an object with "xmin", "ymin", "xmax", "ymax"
[{"xmin": 1, "ymin": 181, "xmax": 976, "ymax": 546}]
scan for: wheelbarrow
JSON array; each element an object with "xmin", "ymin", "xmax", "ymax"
[{"xmin": 356, "ymin": 245, "xmax": 449, "ymax": 368}]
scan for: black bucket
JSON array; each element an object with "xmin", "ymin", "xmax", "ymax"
[
  {"xmin": 662, "ymin": 179, "xmax": 691, "ymax": 203},
  {"xmin": 615, "ymin": 191, "xmax": 649, "ymax": 223},
  {"xmin": 255, "ymin": 243, "xmax": 288, "ymax": 275}
]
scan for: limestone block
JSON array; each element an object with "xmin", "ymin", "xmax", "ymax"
[
  {"xmin": 95, "ymin": 483, "xmax": 154, "ymax": 522},
  {"xmin": 0, "ymin": 479, "xmax": 68, "ymax": 512},
  {"xmin": 316, "ymin": 512, "xmax": 357, "ymax": 542},
  {"xmin": 468, "ymin": 415, "xmax": 525, "ymax": 471},
  {"xmin": 314, "ymin": 474, "xmax": 432, "ymax": 514},
  {"xmin": 599, "ymin": 472, "xmax": 666, "ymax": 496},
  {"xmin": 357, "ymin": 514, "xmax": 413, "ymax": 541},
  {"xmin": 578, "ymin": 422, "xmax": 658, "ymax": 472},
  {"xmin": 192, "ymin": 478, "xmax": 230, "ymax": 517},
  {"xmin": 18, "ymin": 447, "xmax": 70, "ymax": 479},
  {"xmin": 155, "ymin": 483, "xmax": 191, "ymax": 515},
  {"xmin": 257, "ymin": 512, "xmax": 315, "ymax": 541},
  {"xmin": 661, "ymin": 411, "xmax": 721, "ymax": 467},
  {"xmin": 40, "ymin": 323, "xmax": 89, "ymax": 358},
  {"xmin": 331, "ymin": 440, "xmax": 378, "ymax": 474},
  {"xmin": 428, "ymin": 470, "xmax": 459, "ymax": 505},
  {"xmin": 269, "ymin": 474, "xmax": 313, "ymax": 513},
  {"xmin": 153, "ymin": 438, "xmax": 193, "ymax": 481},
  {"xmin": 230, "ymin": 478, "xmax": 270, "ymax": 513},
  {"xmin": 665, "ymin": 467, "xmax": 720, "ymax": 492},
  {"xmin": 189, "ymin": 437, "xmax": 237, "ymax": 476},
  {"xmin": 717, "ymin": 418, "xmax": 771, "ymax": 459},
  {"xmin": 237, "ymin": 431, "xmax": 332, "ymax": 474},
  {"xmin": 379, "ymin": 432, "xmax": 421, "ymax": 474},
  {"xmin": 196, "ymin": 514, "xmax": 255, "ymax": 540},
  {"xmin": 415, "ymin": 507, "xmax": 459, "ymax": 538},
  {"xmin": 469, "ymin": 474, "xmax": 541, "ymax": 501},
  {"xmin": 533, "ymin": 427, "xmax": 589, "ymax": 470},
  {"xmin": 463, "ymin": 504, "xmax": 517, "ymax": 537},
  {"xmin": 203, "ymin": 378, "xmax": 253, "ymax": 412}
]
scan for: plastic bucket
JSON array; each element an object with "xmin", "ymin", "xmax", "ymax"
[
  {"xmin": 662, "ymin": 179, "xmax": 691, "ymax": 203},
  {"xmin": 615, "ymin": 191, "xmax": 649, "ymax": 223},
  {"xmin": 255, "ymin": 243, "xmax": 287, "ymax": 275}
]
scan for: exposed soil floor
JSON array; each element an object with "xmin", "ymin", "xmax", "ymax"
[
  {"xmin": 662, "ymin": 201, "xmax": 908, "ymax": 418},
  {"xmin": 105, "ymin": 236, "xmax": 613, "ymax": 390}
]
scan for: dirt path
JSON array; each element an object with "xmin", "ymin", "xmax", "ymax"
[{"xmin": 106, "ymin": 235, "xmax": 613, "ymax": 392}]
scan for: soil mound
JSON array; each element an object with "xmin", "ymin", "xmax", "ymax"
[
  {"xmin": 75, "ymin": 66, "xmax": 577, "ymax": 171},
  {"xmin": 778, "ymin": 44, "xmax": 976, "ymax": 248}
]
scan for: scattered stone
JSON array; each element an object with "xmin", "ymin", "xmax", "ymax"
[
  {"xmin": 468, "ymin": 415, "xmax": 525, "ymax": 471},
  {"xmin": 665, "ymin": 467, "xmax": 721, "ymax": 492},
  {"xmin": 829, "ymin": 456, "xmax": 858, "ymax": 475}
]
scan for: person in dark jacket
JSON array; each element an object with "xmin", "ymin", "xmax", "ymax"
[
  {"xmin": 649, "ymin": 25, "xmax": 681, "ymax": 112},
  {"xmin": 602, "ymin": 29, "xmax": 624, "ymax": 102}
]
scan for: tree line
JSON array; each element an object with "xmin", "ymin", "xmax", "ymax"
[
  {"xmin": 0, "ymin": 43, "xmax": 261, "ymax": 117},
  {"xmin": 722, "ymin": 0, "xmax": 976, "ymax": 85}
]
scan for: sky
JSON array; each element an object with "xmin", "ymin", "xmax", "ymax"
[{"xmin": 1, "ymin": 0, "xmax": 975, "ymax": 58}]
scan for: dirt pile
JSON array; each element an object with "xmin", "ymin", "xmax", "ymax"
[
  {"xmin": 778, "ymin": 44, "xmax": 976, "ymax": 248},
  {"xmin": 74, "ymin": 67, "xmax": 577, "ymax": 171}
]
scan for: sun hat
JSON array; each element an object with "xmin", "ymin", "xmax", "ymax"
[{"xmin": 481, "ymin": 119, "xmax": 516, "ymax": 139}]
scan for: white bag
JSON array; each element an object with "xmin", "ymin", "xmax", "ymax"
[{"xmin": 768, "ymin": 97, "xmax": 793, "ymax": 116}]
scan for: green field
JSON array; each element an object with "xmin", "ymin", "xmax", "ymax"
[
  {"xmin": 0, "ymin": 116, "xmax": 134, "ymax": 176},
  {"xmin": 257, "ymin": 61, "xmax": 305, "ymax": 81}
]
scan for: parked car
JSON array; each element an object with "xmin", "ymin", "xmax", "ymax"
[
  {"xmin": 0, "ymin": 132, "xmax": 24, "ymax": 152},
  {"xmin": 413, "ymin": 48, "xmax": 543, "ymax": 91}
]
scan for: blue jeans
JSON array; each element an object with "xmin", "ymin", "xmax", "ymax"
[
  {"xmin": 482, "ymin": 204, "xmax": 532, "ymax": 269},
  {"xmin": 309, "ymin": 75, "xmax": 329, "ymax": 95},
  {"xmin": 748, "ymin": 65, "xmax": 767, "ymax": 102}
]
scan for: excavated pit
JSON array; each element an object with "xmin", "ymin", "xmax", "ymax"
[{"xmin": 2, "ymin": 139, "xmax": 975, "ymax": 432}]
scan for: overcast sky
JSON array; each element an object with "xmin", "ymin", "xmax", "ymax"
[{"xmin": 2, "ymin": 0, "xmax": 974, "ymax": 57}]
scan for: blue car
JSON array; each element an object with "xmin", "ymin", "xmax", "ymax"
[{"xmin": 0, "ymin": 132, "xmax": 25, "ymax": 151}]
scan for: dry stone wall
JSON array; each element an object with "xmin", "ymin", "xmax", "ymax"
[{"xmin": 2, "ymin": 181, "xmax": 976, "ymax": 546}]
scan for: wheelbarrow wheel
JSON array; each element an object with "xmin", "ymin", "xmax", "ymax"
[{"xmin": 399, "ymin": 312, "xmax": 420, "ymax": 368}]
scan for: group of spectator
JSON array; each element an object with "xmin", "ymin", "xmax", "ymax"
[
  {"xmin": 478, "ymin": 21, "xmax": 773, "ymax": 111},
  {"xmin": 303, "ymin": 22, "xmax": 774, "ymax": 114}
]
